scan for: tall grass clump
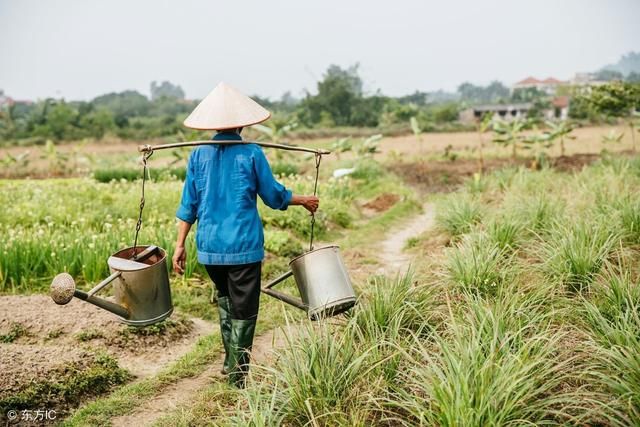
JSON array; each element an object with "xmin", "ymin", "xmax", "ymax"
[
  {"xmin": 540, "ymin": 221, "xmax": 620, "ymax": 293},
  {"xmin": 446, "ymin": 233, "xmax": 514, "ymax": 296},
  {"xmin": 436, "ymin": 196, "xmax": 483, "ymax": 239},
  {"xmin": 350, "ymin": 273, "xmax": 438, "ymax": 341},
  {"xmin": 348, "ymin": 273, "xmax": 442, "ymax": 384},
  {"xmin": 517, "ymin": 195, "xmax": 564, "ymax": 235},
  {"xmin": 583, "ymin": 270, "xmax": 640, "ymax": 347},
  {"xmin": 582, "ymin": 271, "xmax": 640, "ymax": 425},
  {"xmin": 390, "ymin": 292, "xmax": 582, "ymax": 426},
  {"xmin": 616, "ymin": 195, "xmax": 640, "ymax": 244},
  {"xmin": 486, "ymin": 215, "xmax": 525, "ymax": 252},
  {"xmin": 242, "ymin": 322, "xmax": 380, "ymax": 425}
]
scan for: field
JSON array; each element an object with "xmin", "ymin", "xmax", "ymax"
[{"xmin": 1, "ymin": 125, "xmax": 640, "ymax": 425}]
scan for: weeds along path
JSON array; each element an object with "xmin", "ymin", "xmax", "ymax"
[
  {"xmin": 109, "ymin": 203, "xmax": 435, "ymax": 426},
  {"xmin": 378, "ymin": 202, "xmax": 436, "ymax": 273}
]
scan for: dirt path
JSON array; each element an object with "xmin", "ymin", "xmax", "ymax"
[
  {"xmin": 378, "ymin": 202, "xmax": 436, "ymax": 273},
  {"xmin": 108, "ymin": 204, "xmax": 436, "ymax": 426},
  {"xmin": 110, "ymin": 326, "xmax": 289, "ymax": 427}
]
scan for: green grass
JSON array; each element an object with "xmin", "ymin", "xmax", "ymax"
[
  {"xmin": 55, "ymin": 159, "xmax": 413, "ymax": 424},
  {"xmin": 61, "ymin": 334, "xmax": 224, "ymax": 426},
  {"xmin": 391, "ymin": 299, "xmax": 580, "ymax": 426},
  {"xmin": 0, "ymin": 166, "xmax": 366, "ymax": 291},
  {"xmin": 446, "ymin": 233, "xmax": 514, "ymax": 296},
  {"xmin": 0, "ymin": 322, "xmax": 29, "ymax": 343},
  {"xmin": 540, "ymin": 221, "xmax": 619, "ymax": 293},
  {"xmin": 92, "ymin": 166, "xmax": 187, "ymax": 183},
  {"xmin": 187, "ymin": 154, "xmax": 640, "ymax": 426},
  {"xmin": 436, "ymin": 196, "xmax": 483, "ymax": 238}
]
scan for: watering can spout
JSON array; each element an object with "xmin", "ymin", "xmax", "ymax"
[
  {"xmin": 51, "ymin": 272, "xmax": 130, "ymax": 319},
  {"xmin": 49, "ymin": 245, "xmax": 173, "ymax": 326}
]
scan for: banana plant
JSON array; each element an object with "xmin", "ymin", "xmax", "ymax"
[
  {"xmin": 163, "ymin": 129, "xmax": 205, "ymax": 167},
  {"xmin": 476, "ymin": 113, "xmax": 494, "ymax": 173},
  {"xmin": 544, "ymin": 120, "xmax": 575, "ymax": 157},
  {"xmin": 356, "ymin": 134, "xmax": 382, "ymax": 157},
  {"xmin": 410, "ymin": 116, "xmax": 424, "ymax": 153},
  {"xmin": 601, "ymin": 129, "xmax": 625, "ymax": 145},
  {"xmin": 330, "ymin": 137, "xmax": 353, "ymax": 160},
  {"xmin": 40, "ymin": 140, "xmax": 69, "ymax": 175},
  {"xmin": 253, "ymin": 119, "xmax": 298, "ymax": 160},
  {"xmin": 253, "ymin": 120, "xmax": 298, "ymax": 145},
  {"xmin": 522, "ymin": 126, "xmax": 554, "ymax": 170},
  {"xmin": 492, "ymin": 118, "xmax": 530, "ymax": 162},
  {"xmin": 1, "ymin": 151, "xmax": 30, "ymax": 168}
]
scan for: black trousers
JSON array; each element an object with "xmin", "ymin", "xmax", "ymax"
[{"xmin": 205, "ymin": 262, "xmax": 262, "ymax": 320}]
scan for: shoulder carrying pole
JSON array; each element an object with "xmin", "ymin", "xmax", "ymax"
[{"xmin": 138, "ymin": 140, "xmax": 331, "ymax": 155}]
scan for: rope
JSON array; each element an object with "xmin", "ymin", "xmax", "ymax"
[
  {"xmin": 308, "ymin": 153, "xmax": 322, "ymax": 251},
  {"xmin": 132, "ymin": 150, "xmax": 153, "ymax": 254}
]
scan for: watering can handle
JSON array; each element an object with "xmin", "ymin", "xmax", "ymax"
[
  {"xmin": 261, "ymin": 270, "xmax": 307, "ymax": 311},
  {"xmin": 87, "ymin": 271, "xmax": 121, "ymax": 297}
]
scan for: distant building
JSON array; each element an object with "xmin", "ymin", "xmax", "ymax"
[
  {"xmin": 569, "ymin": 72, "xmax": 609, "ymax": 89},
  {"xmin": 459, "ymin": 103, "xmax": 532, "ymax": 123},
  {"xmin": 459, "ymin": 96, "xmax": 569, "ymax": 124},
  {"xmin": 512, "ymin": 77, "xmax": 567, "ymax": 95},
  {"xmin": 549, "ymin": 96, "xmax": 569, "ymax": 120}
]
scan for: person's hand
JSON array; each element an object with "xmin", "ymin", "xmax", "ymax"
[
  {"xmin": 172, "ymin": 246, "xmax": 187, "ymax": 274},
  {"xmin": 302, "ymin": 196, "xmax": 319, "ymax": 214}
]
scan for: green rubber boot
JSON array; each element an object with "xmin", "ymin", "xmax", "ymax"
[
  {"xmin": 228, "ymin": 318, "xmax": 257, "ymax": 388},
  {"xmin": 217, "ymin": 297, "xmax": 232, "ymax": 375}
]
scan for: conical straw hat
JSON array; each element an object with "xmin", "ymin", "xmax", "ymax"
[{"xmin": 183, "ymin": 82, "xmax": 271, "ymax": 130}]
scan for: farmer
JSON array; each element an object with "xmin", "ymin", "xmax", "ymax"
[{"xmin": 171, "ymin": 82, "xmax": 319, "ymax": 387}]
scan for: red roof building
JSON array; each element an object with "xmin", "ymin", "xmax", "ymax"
[{"xmin": 512, "ymin": 76, "xmax": 566, "ymax": 95}]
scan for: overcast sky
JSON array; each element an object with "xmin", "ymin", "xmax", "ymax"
[{"xmin": 1, "ymin": 0, "xmax": 639, "ymax": 101}]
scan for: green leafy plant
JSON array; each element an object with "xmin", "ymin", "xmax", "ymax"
[
  {"xmin": 492, "ymin": 117, "xmax": 530, "ymax": 162},
  {"xmin": 446, "ymin": 233, "xmax": 514, "ymax": 296},
  {"xmin": 602, "ymin": 129, "xmax": 625, "ymax": 145},
  {"xmin": 355, "ymin": 134, "xmax": 382, "ymax": 157},
  {"xmin": 475, "ymin": 112, "xmax": 493, "ymax": 172},
  {"xmin": 544, "ymin": 119, "xmax": 576, "ymax": 157},
  {"xmin": 436, "ymin": 196, "xmax": 483, "ymax": 238},
  {"xmin": 540, "ymin": 221, "xmax": 619, "ymax": 293}
]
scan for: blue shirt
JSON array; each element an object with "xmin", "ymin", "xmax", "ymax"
[{"xmin": 176, "ymin": 132, "xmax": 293, "ymax": 265}]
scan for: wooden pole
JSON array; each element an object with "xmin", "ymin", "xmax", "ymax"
[{"xmin": 138, "ymin": 140, "xmax": 331, "ymax": 155}]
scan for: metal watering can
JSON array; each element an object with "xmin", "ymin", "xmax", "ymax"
[
  {"xmin": 50, "ymin": 245, "xmax": 173, "ymax": 326},
  {"xmin": 262, "ymin": 245, "xmax": 356, "ymax": 320}
]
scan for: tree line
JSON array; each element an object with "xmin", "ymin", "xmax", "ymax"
[{"xmin": 0, "ymin": 65, "xmax": 639, "ymax": 145}]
